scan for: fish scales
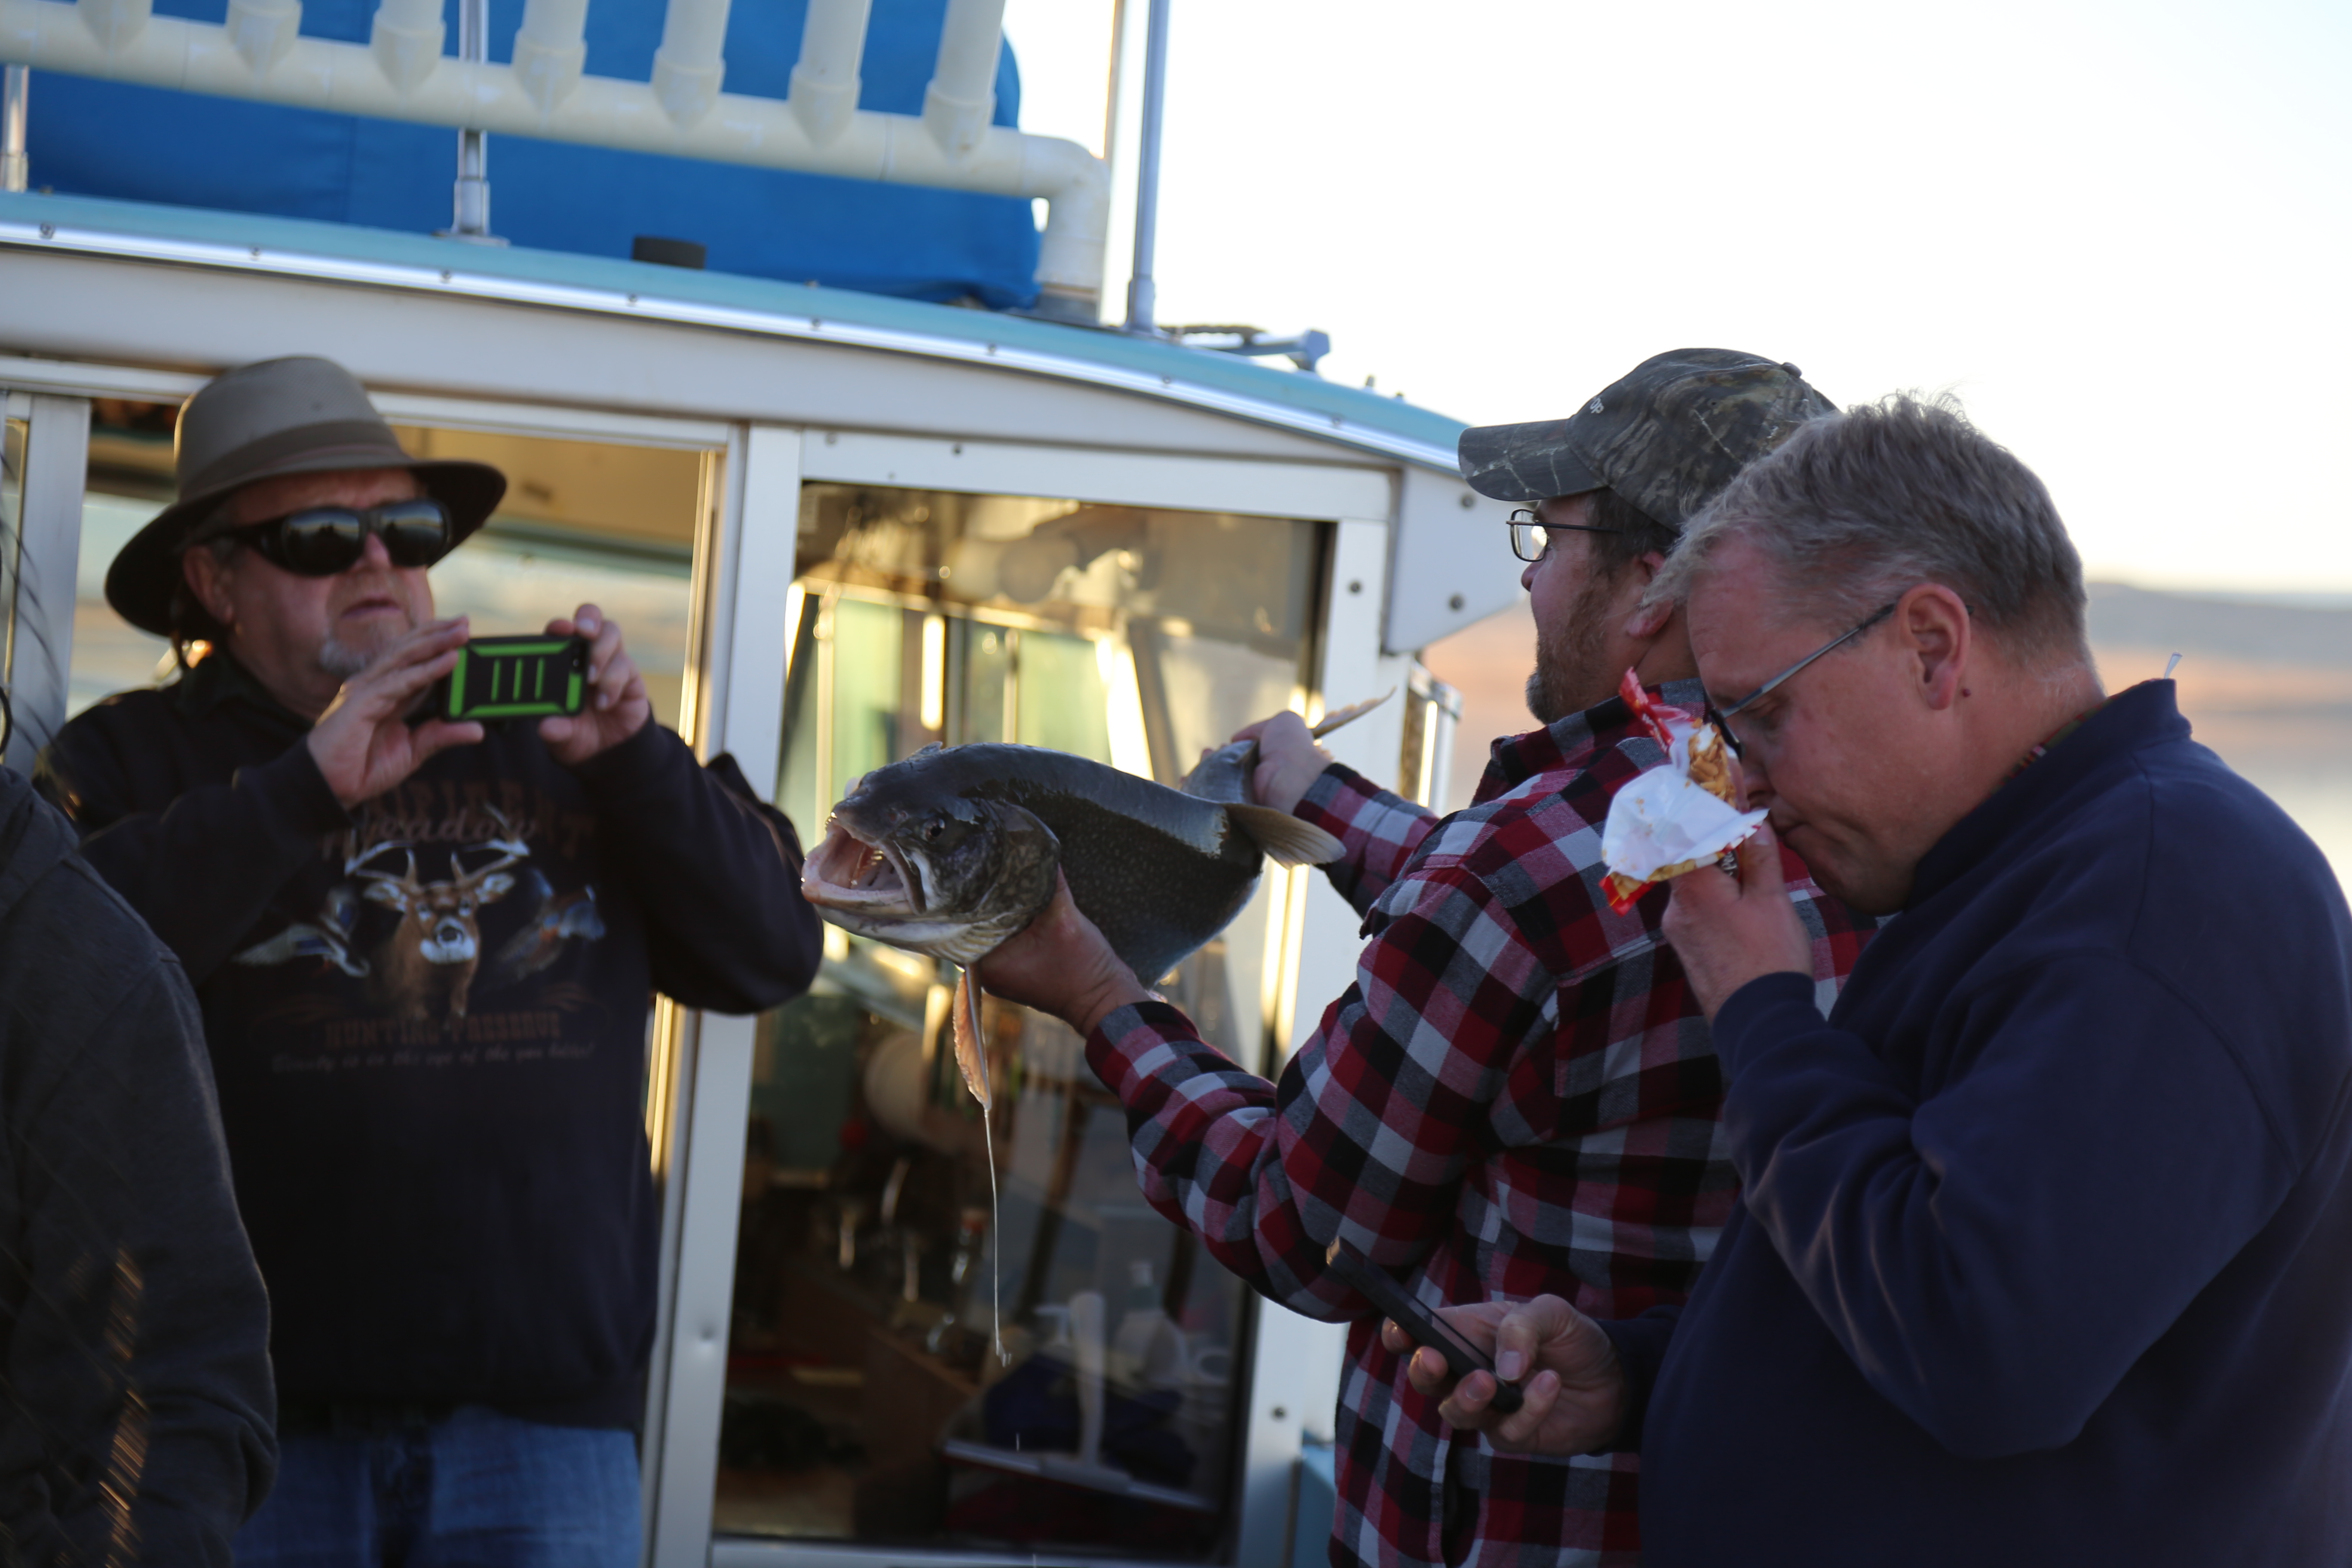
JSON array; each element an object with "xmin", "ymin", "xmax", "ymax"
[{"xmin": 931, "ymin": 747, "xmax": 1262, "ymax": 982}]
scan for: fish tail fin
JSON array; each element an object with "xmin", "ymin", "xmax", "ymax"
[
  {"xmin": 952, "ymin": 966, "xmax": 992, "ymax": 1111},
  {"xmin": 1309, "ymin": 688, "xmax": 1396, "ymax": 740},
  {"xmin": 1227, "ymin": 803, "xmax": 1344, "ymax": 868}
]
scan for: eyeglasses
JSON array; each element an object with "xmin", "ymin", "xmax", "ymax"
[
  {"xmin": 1507, "ymin": 507, "xmax": 1623, "ymax": 564},
  {"xmin": 1706, "ymin": 601, "xmax": 1898, "ymax": 759},
  {"xmin": 230, "ymin": 498, "xmax": 454, "ymax": 577}
]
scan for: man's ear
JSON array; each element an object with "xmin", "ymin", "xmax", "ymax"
[
  {"xmin": 1899, "ymin": 584, "xmax": 1973, "ymax": 711},
  {"xmin": 182, "ymin": 546, "xmax": 235, "ymax": 630},
  {"xmin": 1620, "ymin": 551, "xmax": 1675, "ymax": 640}
]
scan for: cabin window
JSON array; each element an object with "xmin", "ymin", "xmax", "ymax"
[{"xmin": 720, "ymin": 481, "xmax": 1327, "ymax": 1557}]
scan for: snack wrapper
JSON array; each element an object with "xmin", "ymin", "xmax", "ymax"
[{"xmin": 1599, "ymin": 670, "xmax": 1768, "ymax": 914}]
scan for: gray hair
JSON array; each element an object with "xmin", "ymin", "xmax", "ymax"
[{"xmin": 1649, "ymin": 393, "xmax": 2089, "ymax": 662}]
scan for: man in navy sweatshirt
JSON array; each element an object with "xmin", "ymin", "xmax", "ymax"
[
  {"xmin": 39, "ymin": 358, "xmax": 823, "ymax": 1565},
  {"xmin": 1396, "ymin": 394, "xmax": 2352, "ymax": 1564}
]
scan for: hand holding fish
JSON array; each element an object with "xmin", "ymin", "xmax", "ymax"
[
  {"xmin": 971, "ymin": 873, "xmax": 1153, "ymax": 1038},
  {"xmin": 1227, "ymin": 710, "xmax": 1334, "ymax": 815},
  {"xmin": 1659, "ymin": 821, "xmax": 1813, "ymax": 1020}
]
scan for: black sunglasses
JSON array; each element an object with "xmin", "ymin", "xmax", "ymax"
[{"xmin": 230, "ymin": 498, "xmax": 454, "ymax": 577}]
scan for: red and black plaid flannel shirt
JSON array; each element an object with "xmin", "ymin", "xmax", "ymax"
[{"xmin": 1084, "ymin": 681, "xmax": 1874, "ymax": 1567}]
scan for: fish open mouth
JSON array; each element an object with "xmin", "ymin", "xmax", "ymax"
[{"xmin": 802, "ymin": 821, "xmax": 922, "ymax": 913}]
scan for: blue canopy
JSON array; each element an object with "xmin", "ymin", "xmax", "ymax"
[{"xmin": 24, "ymin": 0, "xmax": 1042, "ymax": 308}]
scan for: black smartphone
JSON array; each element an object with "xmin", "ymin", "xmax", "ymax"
[
  {"xmin": 1325, "ymin": 1240, "xmax": 1524, "ymax": 1414},
  {"xmin": 427, "ymin": 635, "xmax": 591, "ymax": 724}
]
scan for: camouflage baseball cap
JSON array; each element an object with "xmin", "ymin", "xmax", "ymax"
[{"xmin": 1457, "ymin": 349, "xmax": 1835, "ymax": 527}]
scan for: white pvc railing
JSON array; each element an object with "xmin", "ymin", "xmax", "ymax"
[{"xmin": 0, "ymin": 0, "xmax": 1110, "ymax": 317}]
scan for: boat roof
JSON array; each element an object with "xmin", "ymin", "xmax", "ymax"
[{"xmin": 0, "ymin": 189, "xmax": 1468, "ymax": 472}]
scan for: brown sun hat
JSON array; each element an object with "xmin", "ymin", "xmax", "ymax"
[{"xmin": 107, "ymin": 356, "xmax": 506, "ymax": 638}]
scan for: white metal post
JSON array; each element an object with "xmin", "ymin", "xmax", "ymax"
[
  {"xmin": 5, "ymin": 393, "xmax": 86, "ymax": 773},
  {"xmin": 1121, "ymin": 0, "xmax": 1169, "ymax": 334},
  {"xmin": 1, "ymin": 64, "xmax": 26, "ymax": 192},
  {"xmin": 1228, "ymin": 515, "xmax": 1399, "ymax": 1567},
  {"xmin": 438, "ymin": 0, "xmax": 504, "ymax": 244},
  {"xmin": 640, "ymin": 423, "xmax": 803, "ymax": 1568}
]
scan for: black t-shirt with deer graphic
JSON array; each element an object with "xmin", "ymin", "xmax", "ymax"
[{"xmin": 38, "ymin": 652, "xmax": 822, "ymax": 1426}]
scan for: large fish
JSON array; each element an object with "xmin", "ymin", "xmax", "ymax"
[{"xmin": 800, "ymin": 695, "xmax": 1390, "ymax": 1108}]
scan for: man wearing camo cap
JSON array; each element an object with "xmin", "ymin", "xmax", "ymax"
[{"xmin": 977, "ymin": 349, "xmax": 1876, "ymax": 1566}]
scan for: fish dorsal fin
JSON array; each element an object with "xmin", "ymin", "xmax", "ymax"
[
  {"xmin": 1227, "ymin": 803, "xmax": 1344, "ymax": 868},
  {"xmin": 952, "ymin": 966, "xmax": 992, "ymax": 1111},
  {"xmin": 1309, "ymin": 688, "xmax": 1395, "ymax": 740}
]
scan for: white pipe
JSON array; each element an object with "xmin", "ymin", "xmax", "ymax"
[
  {"xmin": 77, "ymin": 0, "xmax": 144, "ymax": 49},
  {"xmin": 921, "ymin": 0, "xmax": 1001, "ymax": 158},
  {"xmin": 369, "ymin": 0, "xmax": 441, "ymax": 94},
  {"xmin": 650, "ymin": 0, "xmax": 728, "ymax": 126},
  {"xmin": 512, "ymin": 0, "xmax": 586, "ymax": 111},
  {"xmin": 0, "ymin": 0, "xmax": 1110, "ymax": 314},
  {"xmin": 222, "ymin": 0, "xmax": 298, "ymax": 74},
  {"xmin": 442, "ymin": 0, "xmax": 494, "ymax": 240},
  {"xmin": 1, "ymin": 63, "xmax": 23, "ymax": 190},
  {"xmin": 787, "ymin": 0, "xmax": 866, "ymax": 146}
]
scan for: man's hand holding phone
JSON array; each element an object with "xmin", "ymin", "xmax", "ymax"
[
  {"xmin": 536, "ymin": 603, "xmax": 649, "ymax": 766},
  {"xmin": 1387, "ymin": 1293, "xmax": 1629, "ymax": 1456},
  {"xmin": 309, "ymin": 617, "xmax": 484, "ymax": 808}
]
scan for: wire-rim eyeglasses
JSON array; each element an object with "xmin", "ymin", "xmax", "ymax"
[
  {"xmin": 1705, "ymin": 601, "xmax": 1899, "ymax": 759},
  {"xmin": 1507, "ymin": 507, "xmax": 1623, "ymax": 564}
]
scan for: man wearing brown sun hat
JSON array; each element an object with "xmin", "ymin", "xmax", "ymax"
[{"xmin": 38, "ymin": 355, "xmax": 824, "ymax": 1566}]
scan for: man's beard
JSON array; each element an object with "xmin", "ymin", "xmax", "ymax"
[
  {"xmin": 317, "ymin": 636, "xmax": 373, "ymax": 682},
  {"xmin": 1523, "ymin": 567, "xmax": 1627, "ymax": 726},
  {"xmin": 316, "ymin": 604, "xmax": 414, "ymax": 682}
]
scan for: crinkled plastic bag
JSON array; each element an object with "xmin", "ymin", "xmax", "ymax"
[{"xmin": 1599, "ymin": 671, "xmax": 1767, "ymax": 914}]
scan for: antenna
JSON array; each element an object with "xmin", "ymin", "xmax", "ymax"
[{"xmin": 1122, "ymin": 0, "xmax": 1171, "ymax": 334}]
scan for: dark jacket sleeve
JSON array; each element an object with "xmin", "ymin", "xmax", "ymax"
[
  {"xmin": 1712, "ymin": 963, "xmax": 2296, "ymax": 1460},
  {"xmin": 37, "ymin": 713, "xmax": 350, "ymax": 985},
  {"xmin": 572, "ymin": 722, "xmax": 823, "ymax": 1014},
  {"xmin": 0, "ymin": 865, "xmax": 276, "ymax": 1564},
  {"xmin": 1595, "ymin": 1305, "xmax": 1679, "ymax": 1452}
]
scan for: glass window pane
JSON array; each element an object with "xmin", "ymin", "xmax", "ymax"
[
  {"xmin": 724, "ymin": 481, "xmax": 1326, "ymax": 1557},
  {"xmin": 75, "ymin": 401, "xmax": 178, "ymax": 716},
  {"xmin": 828, "ymin": 596, "xmax": 907, "ymax": 799},
  {"xmin": 1012, "ymin": 628, "xmax": 1110, "ymax": 760}
]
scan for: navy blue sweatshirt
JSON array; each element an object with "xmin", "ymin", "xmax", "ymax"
[
  {"xmin": 39, "ymin": 653, "xmax": 823, "ymax": 1425},
  {"xmin": 1604, "ymin": 681, "xmax": 2352, "ymax": 1564}
]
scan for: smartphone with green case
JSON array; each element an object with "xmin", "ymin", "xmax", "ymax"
[{"xmin": 429, "ymin": 635, "xmax": 590, "ymax": 723}]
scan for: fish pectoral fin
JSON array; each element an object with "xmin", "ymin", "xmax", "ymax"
[
  {"xmin": 1309, "ymin": 688, "xmax": 1396, "ymax": 740},
  {"xmin": 1227, "ymin": 803, "xmax": 1346, "ymax": 868},
  {"xmin": 952, "ymin": 966, "xmax": 993, "ymax": 1111}
]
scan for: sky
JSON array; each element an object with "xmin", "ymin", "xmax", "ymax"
[{"xmin": 1002, "ymin": 0, "xmax": 2352, "ymax": 597}]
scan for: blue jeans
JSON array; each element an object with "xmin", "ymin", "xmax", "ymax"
[{"xmin": 235, "ymin": 1405, "xmax": 640, "ymax": 1568}]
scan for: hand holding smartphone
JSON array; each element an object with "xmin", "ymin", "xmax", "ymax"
[
  {"xmin": 1325, "ymin": 1239, "xmax": 1524, "ymax": 1414},
  {"xmin": 419, "ymin": 635, "xmax": 591, "ymax": 725}
]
